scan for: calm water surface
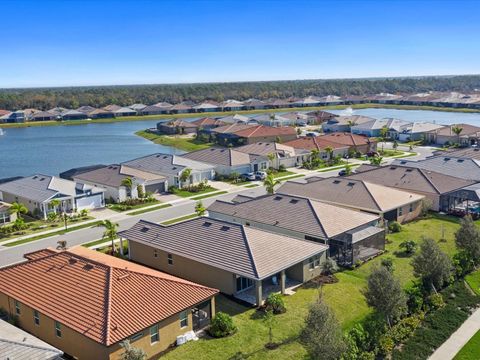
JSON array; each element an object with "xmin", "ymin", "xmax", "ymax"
[{"xmin": 2, "ymin": 108, "xmax": 480, "ymax": 179}]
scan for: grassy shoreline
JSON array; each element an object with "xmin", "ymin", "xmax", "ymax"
[
  {"xmin": 2, "ymin": 103, "xmax": 480, "ymax": 129},
  {"xmin": 135, "ymin": 130, "xmax": 214, "ymax": 152}
]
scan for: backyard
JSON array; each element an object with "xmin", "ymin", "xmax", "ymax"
[
  {"xmin": 454, "ymin": 330, "xmax": 480, "ymax": 360},
  {"xmin": 162, "ymin": 214, "xmax": 465, "ymax": 360},
  {"xmin": 135, "ymin": 130, "xmax": 214, "ymax": 151}
]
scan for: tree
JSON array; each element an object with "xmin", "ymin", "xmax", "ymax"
[
  {"xmin": 400, "ymin": 240, "xmax": 417, "ymax": 255},
  {"xmin": 412, "ymin": 237, "xmax": 452, "ymax": 293},
  {"xmin": 301, "ymin": 296, "xmax": 346, "ymax": 360},
  {"xmin": 347, "ymin": 120, "xmax": 357, "ymax": 132},
  {"xmin": 379, "ymin": 126, "xmax": 389, "ymax": 153},
  {"xmin": 179, "ymin": 168, "xmax": 192, "ymax": 187},
  {"xmin": 369, "ymin": 156, "xmax": 383, "ymax": 165},
  {"xmin": 195, "ymin": 200, "xmax": 206, "ymax": 216},
  {"xmin": 119, "ymin": 340, "xmax": 146, "ymax": 360},
  {"xmin": 263, "ymin": 310, "xmax": 276, "ymax": 347},
  {"xmin": 99, "ymin": 220, "xmax": 119, "ymax": 254},
  {"xmin": 121, "ymin": 177, "xmax": 134, "ymax": 197},
  {"xmin": 324, "ymin": 146, "xmax": 334, "ymax": 164},
  {"xmin": 344, "ymin": 163, "xmax": 353, "ymax": 175},
  {"xmin": 392, "ymin": 139, "xmax": 398, "ymax": 151},
  {"xmin": 49, "ymin": 199, "xmax": 61, "ymax": 214},
  {"xmin": 263, "ymin": 173, "xmax": 281, "ymax": 195},
  {"xmin": 363, "ymin": 266, "xmax": 406, "ymax": 327},
  {"xmin": 321, "ymin": 258, "xmax": 338, "ymax": 275},
  {"xmin": 455, "ymin": 215, "xmax": 480, "ymax": 265},
  {"xmin": 451, "ymin": 125, "xmax": 463, "ymax": 144},
  {"xmin": 9, "ymin": 202, "xmax": 28, "ymax": 220},
  {"xmin": 267, "ymin": 152, "xmax": 276, "ymax": 169}
]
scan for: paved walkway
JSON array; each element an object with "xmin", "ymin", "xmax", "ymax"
[{"xmin": 429, "ymin": 307, "xmax": 480, "ymax": 360}]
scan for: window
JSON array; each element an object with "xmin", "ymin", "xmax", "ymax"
[
  {"xmin": 308, "ymin": 256, "xmax": 321, "ymax": 270},
  {"xmin": 409, "ymin": 203, "xmax": 414, "ymax": 213},
  {"xmin": 130, "ymin": 332, "xmax": 143, "ymax": 342},
  {"xmin": 399, "ymin": 207, "xmax": 403, "ymax": 216},
  {"xmin": 167, "ymin": 253, "xmax": 173, "ymax": 265},
  {"xmin": 34, "ymin": 310, "xmax": 40, "ymax": 325},
  {"xmin": 153, "ymin": 250, "xmax": 158, "ymax": 258},
  {"xmin": 14, "ymin": 300, "xmax": 20, "ymax": 315},
  {"xmin": 179, "ymin": 311, "xmax": 188, "ymax": 328},
  {"xmin": 55, "ymin": 321, "xmax": 62, "ymax": 337},
  {"xmin": 150, "ymin": 324, "xmax": 159, "ymax": 344},
  {"xmin": 236, "ymin": 276, "xmax": 254, "ymax": 292}
]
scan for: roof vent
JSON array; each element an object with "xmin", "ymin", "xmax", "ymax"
[
  {"xmin": 83, "ymin": 264, "xmax": 94, "ymax": 271},
  {"xmin": 457, "ymin": 159, "xmax": 464, "ymax": 163},
  {"xmin": 140, "ymin": 226, "xmax": 150, "ymax": 233},
  {"xmin": 274, "ymin": 196, "xmax": 282, "ymax": 200},
  {"xmin": 156, "ymin": 154, "xmax": 160, "ymax": 157},
  {"xmin": 33, "ymin": 176, "xmax": 38, "ymax": 179},
  {"xmin": 220, "ymin": 225, "xmax": 230, "ymax": 231},
  {"xmin": 203, "ymin": 222, "xmax": 212, "ymax": 227},
  {"xmin": 390, "ymin": 166, "xmax": 397, "ymax": 170},
  {"xmin": 347, "ymin": 182, "xmax": 355, "ymax": 186},
  {"xmin": 406, "ymin": 169, "xmax": 413, "ymax": 172},
  {"xmin": 444, "ymin": 157, "xmax": 451, "ymax": 161},
  {"xmin": 475, "ymin": 148, "xmax": 479, "ymax": 152},
  {"xmin": 333, "ymin": 180, "xmax": 341, "ymax": 184},
  {"xmin": 289, "ymin": 199, "xmax": 299, "ymax": 204},
  {"xmin": 163, "ymin": 155, "xmax": 168, "ymax": 159},
  {"xmin": 68, "ymin": 258, "xmax": 78, "ymax": 265},
  {"xmin": 40, "ymin": 177, "xmax": 45, "ymax": 181},
  {"xmin": 400, "ymin": 161, "xmax": 407, "ymax": 164}
]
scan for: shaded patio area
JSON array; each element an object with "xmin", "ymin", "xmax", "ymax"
[{"xmin": 234, "ymin": 277, "xmax": 302, "ymax": 305}]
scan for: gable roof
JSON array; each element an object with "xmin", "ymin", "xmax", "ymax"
[
  {"xmin": 236, "ymin": 142, "xmax": 309, "ymax": 157},
  {"xmin": 392, "ymin": 156, "xmax": 480, "ymax": 181},
  {"xmin": 430, "ymin": 123, "xmax": 480, "ymax": 136},
  {"xmin": 347, "ymin": 165, "xmax": 474, "ymax": 195},
  {"xmin": 210, "ymin": 123, "xmax": 256, "ymax": 134},
  {"xmin": 0, "ymin": 247, "xmax": 217, "ymax": 346},
  {"xmin": 181, "ymin": 147, "xmax": 264, "ymax": 166},
  {"xmin": 161, "ymin": 119, "xmax": 197, "ymax": 128},
  {"xmin": 208, "ymin": 194, "xmax": 379, "ymax": 238},
  {"xmin": 73, "ymin": 164, "xmax": 165, "ymax": 187},
  {"xmin": 284, "ymin": 136, "xmax": 349, "ymax": 151},
  {"xmin": 318, "ymin": 133, "xmax": 374, "ymax": 147},
  {"xmin": 326, "ymin": 115, "xmax": 375, "ymax": 126},
  {"xmin": 190, "ymin": 117, "xmax": 226, "ymax": 127},
  {"xmin": 122, "ymin": 153, "xmax": 214, "ymax": 176},
  {"xmin": 232, "ymin": 125, "xmax": 297, "ymax": 138},
  {"xmin": 278, "ymin": 177, "xmax": 424, "ymax": 213},
  {"xmin": 437, "ymin": 147, "xmax": 480, "ymax": 160},
  {"xmin": 0, "ymin": 319, "xmax": 63, "ymax": 360},
  {"xmin": 120, "ymin": 217, "xmax": 327, "ymax": 280}
]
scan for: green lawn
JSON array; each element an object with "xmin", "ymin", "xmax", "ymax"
[
  {"xmin": 127, "ymin": 203, "xmax": 172, "ymax": 216},
  {"xmin": 454, "ymin": 330, "xmax": 480, "ymax": 360},
  {"xmin": 135, "ymin": 130, "xmax": 214, "ymax": 152},
  {"xmin": 161, "ymin": 213, "xmax": 198, "ymax": 225},
  {"xmin": 161, "ymin": 214, "xmax": 464, "ymax": 360},
  {"xmin": 170, "ymin": 187, "xmax": 219, "ymax": 198},
  {"xmin": 466, "ymin": 270, "xmax": 480, "ymax": 295},
  {"xmin": 272, "ymin": 170, "xmax": 296, "ymax": 178},
  {"xmin": 244, "ymin": 184, "xmax": 260, "ymax": 188},
  {"xmin": 191, "ymin": 191, "xmax": 228, "ymax": 200}
]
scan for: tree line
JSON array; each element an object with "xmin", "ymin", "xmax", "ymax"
[{"xmin": 1, "ymin": 75, "xmax": 480, "ymax": 111}]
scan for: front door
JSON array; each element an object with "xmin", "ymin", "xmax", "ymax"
[
  {"xmin": 253, "ymin": 163, "xmax": 259, "ymax": 172},
  {"xmin": 192, "ymin": 301, "xmax": 212, "ymax": 331}
]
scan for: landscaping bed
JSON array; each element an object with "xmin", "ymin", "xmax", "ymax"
[{"xmin": 106, "ymin": 198, "xmax": 159, "ymax": 212}]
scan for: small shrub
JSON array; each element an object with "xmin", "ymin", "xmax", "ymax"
[
  {"xmin": 377, "ymin": 335, "xmax": 394, "ymax": 356},
  {"xmin": 208, "ymin": 312, "xmax": 237, "ymax": 338},
  {"xmin": 406, "ymin": 285, "xmax": 424, "ymax": 314},
  {"xmin": 400, "ymin": 240, "xmax": 417, "ymax": 255},
  {"xmin": 388, "ymin": 221, "xmax": 402, "ymax": 233},
  {"xmin": 381, "ymin": 257, "xmax": 394, "ymax": 273},
  {"xmin": 322, "ymin": 258, "xmax": 339, "ymax": 275},
  {"xmin": 426, "ymin": 293, "xmax": 445, "ymax": 310},
  {"xmin": 264, "ymin": 293, "xmax": 286, "ymax": 314},
  {"xmin": 278, "ymin": 164, "xmax": 286, "ymax": 172}
]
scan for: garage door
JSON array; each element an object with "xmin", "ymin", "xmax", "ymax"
[
  {"xmin": 145, "ymin": 182, "xmax": 165, "ymax": 194},
  {"xmin": 76, "ymin": 194, "xmax": 103, "ymax": 210}
]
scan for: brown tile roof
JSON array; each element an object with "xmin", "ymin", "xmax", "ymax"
[
  {"xmin": 208, "ymin": 194, "xmax": 379, "ymax": 239},
  {"xmin": 347, "ymin": 165, "xmax": 475, "ymax": 195},
  {"xmin": 232, "ymin": 125, "xmax": 297, "ymax": 138},
  {"xmin": 278, "ymin": 177, "xmax": 424, "ymax": 213},
  {"xmin": 120, "ymin": 217, "xmax": 327, "ymax": 280},
  {"xmin": 284, "ymin": 136, "xmax": 349, "ymax": 151},
  {"xmin": 318, "ymin": 133, "xmax": 374, "ymax": 147},
  {"xmin": 432, "ymin": 124, "xmax": 480, "ymax": 136},
  {"xmin": 190, "ymin": 117, "xmax": 226, "ymax": 127},
  {"xmin": 236, "ymin": 142, "xmax": 309, "ymax": 157},
  {"xmin": 0, "ymin": 110, "xmax": 11, "ymax": 116},
  {"xmin": 210, "ymin": 123, "xmax": 256, "ymax": 134},
  {"xmin": 0, "ymin": 247, "xmax": 217, "ymax": 346},
  {"xmin": 163, "ymin": 119, "xmax": 197, "ymax": 128},
  {"xmin": 181, "ymin": 147, "xmax": 264, "ymax": 166}
]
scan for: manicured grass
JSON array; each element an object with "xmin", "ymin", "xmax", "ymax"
[
  {"xmin": 162, "ymin": 214, "xmax": 463, "ymax": 360},
  {"xmin": 170, "ymin": 187, "xmax": 219, "ymax": 198},
  {"xmin": 278, "ymin": 174, "xmax": 305, "ymax": 181},
  {"xmin": 244, "ymin": 184, "xmax": 260, "ymax": 188},
  {"xmin": 82, "ymin": 238, "xmax": 109, "ymax": 248},
  {"xmin": 466, "ymin": 269, "xmax": 480, "ymax": 295},
  {"xmin": 161, "ymin": 214, "xmax": 198, "ymax": 225},
  {"xmin": 379, "ymin": 149, "xmax": 405, "ymax": 157},
  {"xmin": 3, "ymin": 220, "xmax": 103, "ymax": 247},
  {"xmin": 127, "ymin": 203, "xmax": 172, "ymax": 216},
  {"xmin": 454, "ymin": 330, "xmax": 480, "ymax": 360},
  {"xmin": 135, "ymin": 130, "xmax": 214, "ymax": 152},
  {"xmin": 271, "ymin": 170, "xmax": 296, "ymax": 178},
  {"xmin": 191, "ymin": 191, "xmax": 228, "ymax": 200},
  {"xmin": 3, "ymin": 103, "xmax": 480, "ymax": 129},
  {"xmin": 107, "ymin": 199, "xmax": 160, "ymax": 212}
]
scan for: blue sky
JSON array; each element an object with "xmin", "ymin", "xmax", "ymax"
[{"xmin": 1, "ymin": 0, "xmax": 479, "ymax": 88}]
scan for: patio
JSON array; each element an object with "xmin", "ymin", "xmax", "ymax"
[{"xmin": 234, "ymin": 277, "xmax": 302, "ymax": 305}]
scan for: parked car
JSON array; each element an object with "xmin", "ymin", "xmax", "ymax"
[
  {"xmin": 254, "ymin": 171, "xmax": 267, "ymax": 180},
  {"xmin": 241, "ymin": 172, "xmax": 256, "ymax": 181},
  {"xmin": 338, "ymin": 169, "xmax": 348, "ymax": 176},
  {"xmin": 297, "ymin": 121, "xmax": 307, "ymax": 127},
  {"xmin": 306, "ymin": 132, "xmax": 317, "ymax": 137}
]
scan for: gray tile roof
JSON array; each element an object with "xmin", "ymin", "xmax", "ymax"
[
  {"xmin": 236, "ymin": 142, "xmax": 309, "ymax": 157},
  {"xmin": 208, "ymin": 194, "xmax": 379, "ymax": 238},
  {"xmin": 0, "ymin": 319, "xmax": 63, "ymax": 360},
  {"xmin": 119, "ymin": 217, "xmax": 327, "ymax": 280},
  {"xmin": 122, "ymin": 153, "xmax": 214, "ymax": 176},
  {"xmin": 278, "ymin": 177, "xmax": 424, "ymax": 213},
  {"xmin": 347, "ymin": 165, "xmax": 474, "ymax": 195},
  {"xmin": 436, "ymin": 147, "xmax": 480, "ymax": 160},
  {"xmin": 181, "ymin": 147, "xmax": 265, "ymax": 167},
  {"xmin": 73, "ymin": 165, "xmax": 133, "ymax": 187},
  {"xmin": 392, "ymin": 156, "xmax": 480, "ymax": 181}
]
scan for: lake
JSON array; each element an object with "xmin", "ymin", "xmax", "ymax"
[{"xmin": 2, "ymin": 108, "xmax": 480, "ymax": 179}]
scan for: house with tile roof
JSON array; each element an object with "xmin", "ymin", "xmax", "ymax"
[
  {"xmin": 208, "ymin": 194, "xmax": 384, "ymax": 266},
  {"xmin": 284, "ymin": 136, "xmax": 350, "ymax": 158},
  {"xmin": 169, "ymin": 102, "xmax": 195, "ymax": 114},
  {"xmin": 220, "ymin": 99, "xmax": 245, "ymax": 111},
  {"xmin": 351, "ymin": 118, "xmax": 412, "ymax": 138},
  {"xmin": 0, "ymin": 110, "xmax": 25, "ymax": 123},
  {"xmin": 193, "ymin": 101, "xmax": 221, "ymax": 112},
  {"xmin": 122, "ymin": 153, "xmax": 215, "ymax": 188},
  {"xmin": 348, "ymin": 164, "xmax": 474, "ymax": 211},
  {"xmin": 424, "ymin": 123, "xmax": 480, "ymax": 146},
  {"xmin": 61, "ymin": 109, "xmax": 88, "ymax": 120},
  {"xmin": 0, "ymin": 319, "xmax": 63, "ymax": 360},
  {"xmin": 322, "ymin": 115, "xmax": 375, "ymax": 133},
  {"xmin": 304, "ymin": 110, "xmax": 338, "ymax": 124},
  {"xmin": 181, "ymin": 147, "xmax": 268, "ymax": 175},
  {"xmin": 250, "ymin": 113, "xmax": 294, "ymax": 126},
  {"xmin": 190, "ymin": 117, "xmax": 226, "ymax": 129},
  {"xmin": 243, "ymin": 98, "xmax": 267, "ymax": 110},
  {"xmin": 31, "ymin": 110, "xmax": 58, "ymax": 121},
  {"xmin": 236, "ymin": 142, "xmax": 310, "ymax": 168},
  {"xmin": 0, "ymin": 175, "xmax": 105, "ymax": 219},
  {"xmin": 318, "ymin": 132, "xmax": 377, "ymax": 154},
  {"xmin": 120, "ymin": 217, "xmax": 328, "ymax": 305},
  {"xmin": 156, "ymin": 119, "xmax": 198, "ymax": 135},
  {"xmin": 0, "ymin": 246, "xmax": 217, "ymax": 360},
  {"xmin": 112, "ymin": 107, "xmax": 137, "ymax": 117},
  {"xmin": 278, "ymin": 177, "xmax": 425, "ymax": 224},
  {"xmin": 221, "ymin": 125, "xmax": 297, "ymax": 146},
  {"xmin": 73, "ymin": 164, "xmax": 167, "ymax": 202}
]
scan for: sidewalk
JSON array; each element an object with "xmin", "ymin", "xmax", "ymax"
[{"xmin": 429, "ymin": 307, "xmax": 480, "ymax": 360}]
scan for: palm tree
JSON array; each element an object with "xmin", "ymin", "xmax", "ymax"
[
  {"xmin": 379, "ymin": 126, "xmax": 389, "ymax": 153},
  {"xmin": 324, "ymin": 146, "xmax": 334, "ymax": 164},
  {"xmin": 99, "ymin": 220, "xmax": 119, "ymax": 254},
  {"xmin": 267, "ymin": 152, "xmax": 276, "ymax": 169},
  {"xmin": 9, "ymin": 202, "xmax": 28, "ymax": 220},
  {"xmin": 344, "ymin": 163, "xmax": 353, "ymax": 175},
  {"xmin": 179, "ymin": 168, "xmax": 192, "ymax": 188},
  {"xmin": 195, "ymin": 200, "xmax": 206, "ymax": 216},
  {"xmin": 347, "ymin": 120, "xmax": 357, "ymax": 133},
  {"xmin": 451, "ymin": 125, "xmax": 463, "ymax": 145},
  {"xmin": 121, "ymin": 177, "xmax": 134, "ymax": 197},
  {"xmin": 49, "ymin": 199, "xmax": 61, "ymax": 214},
  {"xmin": 369, "ymin": 156, "xmax": 383, "ymax": 166},
  {"xmin": 263, "ymin": 173, "xmax": 281, "ymax": 195}
]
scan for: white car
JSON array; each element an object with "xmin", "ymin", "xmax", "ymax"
[
  {"xmin": 255, "ymin": 171, "xmax": 267, "ymax": 180},
  {"xmin": 241, "ymin": 172, "xmax": 256, "ymax": 181}
]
